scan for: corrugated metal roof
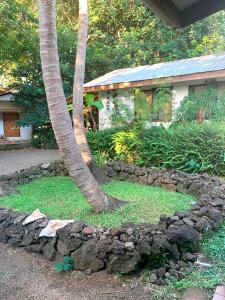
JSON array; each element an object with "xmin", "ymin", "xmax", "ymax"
[{"xmin": 84, "ymin": 53, "xmax": 225, "ymax": 89}]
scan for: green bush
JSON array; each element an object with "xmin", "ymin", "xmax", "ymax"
[
  {"xmin": 112, "ymin": 128, "xmax": 141, "ymax": 163},
  {"xmin": 86, "ymin": 127, "xmax": 122, "ymax": 159},
  {"xmin": 139, "ymin": 123, "xmax": 225, "ymax": 174},
  {"xmin": 31, "ymin": 126, "xmax": 58, "ymax": 149},
  {"xmin": 89, "ymin": 122, "xmax": 225, "ymax": 175},
  {"xmin": 176, "ymin": 84, "xmax": 225, "ymax": 122}
]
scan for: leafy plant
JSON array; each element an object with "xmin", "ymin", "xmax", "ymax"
[
  {"xmin": 92, "ymin": 150, "xmax": 109, "ymax": 166},
  {"xmin": 86, "ymin": 127, "xmax": 122, "ymax": 160},
  {"xmin": 133, "ymin": 89, "xmax": 150, "ymax": 122},
  {"xmin": 86, "ymin": 93, "xmax": 104, "ymax": 110},
  {"xmin": 31, "ymin": 126, "xmax": 57, "ymax": 149},
  {"xmin": 151, "ymin": 84, "xmax": 172, "ymax": 122},
  {"xmin": 84, "ymin": 93, "xmax": 104, "ymax": 131},
  {"xmin": 54, "ymin": 256, "xmax": 74, "ymax": 273},
  {"xmin": 112, "ymin": 127, "xmax": 141, "ymax": 163},
  {"xmin": 139, "ymin": 122, "xmax": 225, "ymax": 174},
  {"xmin": 89, "ymin": 122, "xmax": 225, "ymax": 175},
  {"xmin": 110, "ymin": 98, "xmax": 135, "ymax": 127},
  {"xmin": 175, "ymin": 84, "xmax": 225, "ymax": 123}
]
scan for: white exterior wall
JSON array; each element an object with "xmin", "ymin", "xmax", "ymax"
[
  {"xmin": 20, "ymin": 126, "xmax": 32, "ymax": 140},
  {"xmin": 99, "ymin": 90, "xmax": 134, "ymax": 130},
  {"xmin": 98, "ymin": 84, "xmax": 189, "ymax": 130},
  {"xmin": 0, "ymin": 93, "xmax": 32, "ymax": 140},
  {"xmin": 0, "ymin": 94, "xmax": 13, "ymax": 101},
  {"xmin": 172, "ymin": 84, "xmax": 189, "ymax": 119},
  {"xmin": 97, "ymin": 79, "xmax": 225, "ymax": 130}
]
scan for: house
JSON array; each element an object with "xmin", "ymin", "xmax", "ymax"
[
  {"xmin": 78, "ymin": 53, "xmax": 225, "ymax": 130},
  {"xmin": 142, "ymin": 0, "xmax": 225, "ymax": 28},
  {"xmin": 0, "ymin": 87, "xmax": 32, "ymax": 141}
]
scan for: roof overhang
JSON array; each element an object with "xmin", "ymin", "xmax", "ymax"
[
  {"xmin": 142, "ymin": 0, "xmax": 225, "ymax": 28},
  {"xmin": 80, "ymin": 69, "xmax": 225, "ymax": 94},
  {"xmin": 66, "ymin": 69, "xmax": 225, "ymax": 103}
]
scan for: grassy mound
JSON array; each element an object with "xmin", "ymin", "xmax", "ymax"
[{"xmin": 0, "ymin": 177, "xmax": 193, "ymax": 227}]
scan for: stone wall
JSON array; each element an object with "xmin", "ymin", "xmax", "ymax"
[
  {"xmin": 105, "ymin": 161, "xmax": 225, "ymax": 233},
  {"xmin": 0, "ymin": 161, "xmax": 68, "ymax": 197},
  {"xmin": 0, "ymin": 161, "xmax": 225, "ymax": 283}
]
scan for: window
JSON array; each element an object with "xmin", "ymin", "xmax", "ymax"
[
  {"xmin": 189, "ymin": 84, "xmax": 208, "ymax": 95},
  {"xmin": 134, "ymin": 90, "xmax": 152, "ymax": 121},
  {"xmin": 134, "ymin": 87, "xmax": 172, "ymax": 122}
]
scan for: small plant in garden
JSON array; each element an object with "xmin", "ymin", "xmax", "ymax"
[
  {"xmin": 87, "ymin": 122, "xmax": 225, "ymax": 175},
  {"xmin": 183, "ymin": 159, "xmax": 201, "ymax": 173},
  {"xmin": 84, "ymin": 93, "xmax": 104, "ymax": 131},
  {"xmin": 92, "ymin": 150, "xmax": 109, "ymax": 166},
  {"xmin": 111, "ymin": 98, "xmax": 135, "ymax": 127},
  {"xmin": 112, "ymin": 128, "xmax": 141, "ymax": 163},
  {"xmin": 133, "ymin": 89, "xmax": 150, "ymax": 121},
  {"xmin": 151, "ymin": 84, "xmax": 172, "ymax": 122},
  {"xmin": 175, "ymin": 83, "xmax": 225, "ymax": 123},
  {"xmin": 54, "ymin": 256, "xmax": 74, "ymax": 273}
]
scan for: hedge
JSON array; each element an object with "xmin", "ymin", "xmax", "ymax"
[{"xmin": 87, "ymin": 123, "xmax": 225, "ymax": 175}]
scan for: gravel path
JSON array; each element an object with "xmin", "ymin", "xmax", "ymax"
[
  {"xmin": 0, "ymin": 149, "xmax": 61, "ymax": 175},
  {"xmin": 0, "ymin": 244, "xmax": 150, "ymax": 300}
]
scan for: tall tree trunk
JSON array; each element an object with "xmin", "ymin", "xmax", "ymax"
[
  {"xmin": 73, "ymin": 0, "xmax": 92, "ymax": 164},
  {"xmin": 38, "ymin": 0, "xmax": 118, "ymax": 213}
]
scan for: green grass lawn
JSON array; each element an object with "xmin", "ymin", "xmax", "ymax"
[{"xmin": 0, "ymin": 177, "xmax": 193, "ymax": 227}]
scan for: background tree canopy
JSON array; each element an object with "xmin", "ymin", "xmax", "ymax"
[{"xmin": 1, "ymin": 0, "xmax": 225, "ymax": 129}]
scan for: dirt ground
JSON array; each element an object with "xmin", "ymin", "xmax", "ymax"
[
  {"xmin": 0, "ymin": 148, "xmax": 60, "ymax": 175},
  {"xmin": 0, "ymin": 244, "xmax": 152, "ymax": 300}
]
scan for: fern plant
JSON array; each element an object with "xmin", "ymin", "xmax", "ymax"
[{"xmin": 54, "ymin": 256, "xmax": 74, "ymax": 273}]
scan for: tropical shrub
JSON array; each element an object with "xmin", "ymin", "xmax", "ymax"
[
  {"xmin": 112, "ymin": 128, "xmax": 141, "ymax": 163},
  {"xmin": 87, "ymin": 122, "xmax": 225, "ymax": 175},
  {"xmin": 86, "ymin": 127, "xmax": 122, "ymax": 158},
  {"xmin": 176, "ymin": 84, "xmax": 225, "ymax": 122},
  {"xmin": 139, "ymin": 123, "xmax": 225, "ymax": 174},
  {"xmin": 31, "ymin": 126, "xmax": 57, "ymax": 149}
]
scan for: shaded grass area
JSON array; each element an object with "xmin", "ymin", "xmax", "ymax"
[
  {"xmin": 0, "ymin": 177, "xmax": 193, "ymax": 227},
  {"xmin": 152, "ymin": 224, "xmax": 225, "ymax": 299},
  {"xmin": 175, "ymin": 224, "xmax": 225, "ymax": 289}
]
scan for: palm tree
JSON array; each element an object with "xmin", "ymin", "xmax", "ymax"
[
  {"xmin": 73, "ymin": 0, "xmax": 92, "ymax": 164},
  {"xmin": 38, "ymin": 0, "xmax": 122, "ymax": 212}
]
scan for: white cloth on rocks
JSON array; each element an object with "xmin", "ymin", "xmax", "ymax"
[
  {"xmin": 22, "ymin": 209, "xmax": 47, "ymax": 225},
  {"xmin": 39, "ymin": 219, "xmax": 74, "ymax": 237}
]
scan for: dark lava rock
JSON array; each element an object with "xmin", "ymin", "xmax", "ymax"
[
  {"xmin": 182, "ymin": 252, "xmax": 197, "ymax": 263},
  {"xmin": 166, "ymin": 225, "xmax": 200, "ymax": 252},
  {"xmin": 57, "ymin": 238, "xmax": 83, "ymax": 256},
  {"xmin": 70, "ymin": 222, "xmax": 84, "ymax": 234},
  {"xmin": 82, "ymin": 226, "xmax": 95, "ymax": 235},
  {"xmin": 211, "ymin": 198, "xmax": 224, "ymax": 208},
  {"xmin": 111, "ymin": 240, "xmax": 125, "ymax": 254},
  {"xmin": 211, "ymin": 186, "xmax": 225, "ymax": 199},
  {"xmin": 195, "ymin": 216, "xmax": 212, "ymax": 233},
  {"xmin": 136, "ymin": 236, "xmax": 152, "ymax": 255},
  {"xmin": 107, "ymin": 251, "xmax": 142, "ymax": 274},
  {"xmin": 96, "ymin": 240, "xmax": 112, "ymax": 259},
  {"xmin": 71, "ymin": 239, "xmax": 104, "ymax": 272},
  {"xmin": 42, "ymin": 239, "xmax": 57, "ymax": 260}
]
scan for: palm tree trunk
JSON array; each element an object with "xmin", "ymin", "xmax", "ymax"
[
  {"xmin": 73, "ymin": 0, "xmax": 92, "ymax": 164},
  {"xmin": 38, "ymin": 0, "xmax": 119, "ymax": 213}
]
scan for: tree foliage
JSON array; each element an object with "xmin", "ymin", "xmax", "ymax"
[
  {"xmin": 176, "ymin": 84, "xmax": 225, "ymax": 123},
  {"xmin": 1, "ymin": 0, "xmax": 225, "ymax": 130}
]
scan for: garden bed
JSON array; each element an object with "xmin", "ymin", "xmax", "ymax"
[{"xmin": 0, "ymin": 160, "xmax": 225, "ymax": 282}]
